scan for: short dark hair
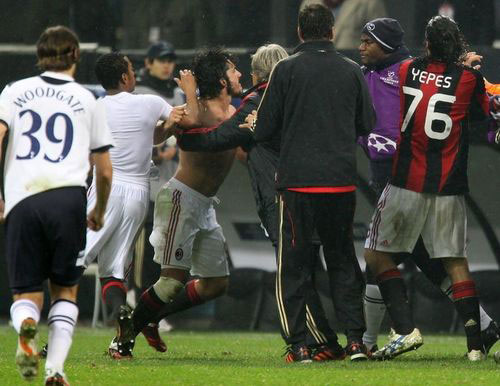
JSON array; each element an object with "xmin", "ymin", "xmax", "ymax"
[
  {"xmin": 37, "ymin": 25, "xmax": 80, "ymax": 71},
  {"xmin": 193, "ymin": 47, "xmax": 234, "ymax": 99},
  {"xmin": 425, "ymin": 16, "xmax": 468, "ymax": 64},
  {"xmin": 95, "ymin": 52, "xmax": 129, "ymax": 90},
  {"xmin": 298, "ymin": 4, "xmax": 334, "ymax": 41}
]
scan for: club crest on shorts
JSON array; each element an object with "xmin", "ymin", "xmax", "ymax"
[{"xmin": 175, "ymin": 248, "xmax": 184, "ymax": 260}]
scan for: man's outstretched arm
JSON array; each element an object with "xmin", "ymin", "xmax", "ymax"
[{"xmin": 177, "ymin": 96, "xmax": 258, "ymax": 152}]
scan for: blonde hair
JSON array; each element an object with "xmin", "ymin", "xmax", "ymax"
[
  {"xmin": 37, "ymin": 25, "xmax": 80, "ymax": 71},
  {"xmin": 251, "ymin": 44, "xmax": 288, "ymax": 82}
]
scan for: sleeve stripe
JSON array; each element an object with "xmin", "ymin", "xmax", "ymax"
[{"xmin": 90, "ymin": 144, "xmax": 113, "ymax": 153}]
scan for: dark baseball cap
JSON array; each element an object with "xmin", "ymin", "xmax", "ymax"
[{"xmin": 147, "ymin": 41, "xmax": 177, "ymax": 60}]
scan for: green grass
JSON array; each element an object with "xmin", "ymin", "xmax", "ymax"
[{"xmin": 0, "ymin": 326, "xmax": 498, "ymax": 385}]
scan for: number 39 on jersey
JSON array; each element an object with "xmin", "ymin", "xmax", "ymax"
[{"xmin": 17, "ymin": 109, "xmax": 74, "ymax": 163}]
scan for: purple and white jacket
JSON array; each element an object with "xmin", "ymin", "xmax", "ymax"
[{"xmin": 358, "ymin": 47, "xmax": 411, "ymax": 161}]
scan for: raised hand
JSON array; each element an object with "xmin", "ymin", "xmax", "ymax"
[
  {"xmin": 165, "ymin": 106, "xmax": 187, "ymax": 129},
  {"xmin": 174, "ymin": 70, "xmax": 197, "ymax": 94},
  {"xmin": 463, "ymin": 52, "xmax": 482, "ymax": 70}
]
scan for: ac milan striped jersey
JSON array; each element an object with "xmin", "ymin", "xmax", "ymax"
[{"xmin": 391, "ymin": 58, "xmax": 490, "ymax": 195}]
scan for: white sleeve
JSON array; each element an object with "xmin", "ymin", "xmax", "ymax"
[
  {"xmin": 148, "ymin": 95, "xmax": 173, "ymax": 121},
  {"xmin": 0, "ymin": 85, "xmax": 14, "ymax": 126},
  {"xmin": 89, "ymin": 98, "xmax": 114, "ymax": 151}
]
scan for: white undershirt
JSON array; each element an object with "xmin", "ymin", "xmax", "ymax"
[{"xmin": 102, "ymin": 92, "xmax": 172, "ymax": 188}]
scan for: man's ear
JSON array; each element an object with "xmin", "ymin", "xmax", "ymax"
[
  {"xmin": 220, "ymin": 78, "xmax": 228, "ymax": 89},
  {"xmin": 71, "ymin": 48, "xmax": 80, "ymax": 63},
  {"xmin": 120, "ymin": 72, "xmax": 128, "ymax": 85}
]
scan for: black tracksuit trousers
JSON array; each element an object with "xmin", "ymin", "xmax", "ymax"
[
  {"xmin": 259, "ymin": 186, "xmax": 339, "ymax": 348},
  {"xmin": 276, "ymin": 190, "xmax": 365, "ymax": 345}
]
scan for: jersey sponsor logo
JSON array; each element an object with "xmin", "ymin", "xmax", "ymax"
[
  {"xmin": 13, "ymin": 87, "xmax": 85, "ymax": 114},
  {"xmin": 175, "ymin": 248, "xmax": 184, "ymax": 260},
  {"xmin": 411, "ymin": 68, "xmax": 452, "ymax": 89}
]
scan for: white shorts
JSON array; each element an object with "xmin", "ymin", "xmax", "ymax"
[
  {"xmin": 364, "ymin": 184, "xmax": 467, "ymax": 258},
  {"xmin": 84, "ymin": 183, "xmax": 149, "ymax": 279},
  {"xmin": 149, "ymin": 178, "xmax": 229, "ymax": 277}
]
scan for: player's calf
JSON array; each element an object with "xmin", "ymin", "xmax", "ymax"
[
  {"xmin": 100, "ymin": 277, "xmax": 127, "ymax": 325},
  {"xmin": 130, "ymin": 276, "xmax": 184, "ymax": 337}
]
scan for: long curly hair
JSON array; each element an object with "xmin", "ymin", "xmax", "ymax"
[{"xmin": 424, "ymin": 15, "xmax": 469, "ymax": 65}]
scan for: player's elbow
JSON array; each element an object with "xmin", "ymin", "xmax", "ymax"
[{"xmin": 98, "ymin": 164, "xmax": 113, "ymax": 184}]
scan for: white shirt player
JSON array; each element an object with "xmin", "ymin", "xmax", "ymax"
[
  {"xmin": 83, "ymin": 91, "xmax": 172, "ymax": 278},
  {"xmin": 0, "ymin": 71, "xmax": 114, "ymax": 217},
  {"xmin": 101, "ymin": 92, "xmax": 172, "ymax": 188}
]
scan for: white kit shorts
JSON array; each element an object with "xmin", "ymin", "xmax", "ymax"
[
  {"xmin": 365, "ymin": 184, "xmax": 467, "ymax": 258},
  {"xmin": 149, "ymin": 178, "xmax": 229, "ymax": 277},
  {"xmin": 84, "ymin": 182, "xmax": 148, "ymax": 279}
]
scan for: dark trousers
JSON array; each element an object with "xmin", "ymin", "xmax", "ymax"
[
  {"xmin": 303, "ymin": 249, "xmax": 339, "ymax": 347},
  {"xmin": 276, "ymin": 190, "xmax": 365, "ymax": 345},
  {"xmin": 259, "ymin": 191, "xmax": 338, "ymax": 346}
]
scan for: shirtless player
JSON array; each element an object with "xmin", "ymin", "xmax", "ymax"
[{"xmin": 114, "ymin": 47, "xmax": 242, "ymax": 358}]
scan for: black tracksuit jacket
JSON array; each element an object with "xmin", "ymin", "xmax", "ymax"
[{"xmin": 253, "ymin": 40, "xmax": 375, "ymax": 189}]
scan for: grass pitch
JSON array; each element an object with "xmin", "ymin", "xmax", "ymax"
[{"xmin": 0, "ymin": 326, "xmax": 498, "ymax": 385}]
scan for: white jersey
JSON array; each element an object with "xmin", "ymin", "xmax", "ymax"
[
  {"xmin": 0, "ymin": 71, "xmax": 114, "ymax": 217},
  {"xmin": 102, "ymin": 92, "xmax": 171, "ymax": 188}
]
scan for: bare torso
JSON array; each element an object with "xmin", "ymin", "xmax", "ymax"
[{"xmin": 174, "ymin": 98, "xmax": 236, "ymax": 197}]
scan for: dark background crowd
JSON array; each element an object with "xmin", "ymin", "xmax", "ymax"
[
  {"xmin": 0, "ymin": 0, "xmax": 498, "ymax": 49},
  {"xmin": 0, "ymin": 0, "xmax": 499, "ymax": 87}
]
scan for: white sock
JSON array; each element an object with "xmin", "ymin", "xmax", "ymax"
[
  {"xmin": 441, "ymin": 277, "xmax": 491, "ymax": 331},
  {"xmin": 46, "ymin": 300, "xmax": 79, "ymax": 374},
  {"xmin": 362, "ymin": 284, "xmax": 386, "ymax": 349},
  {"xmin": 10, "ymin": 299, "xmax": 40, "ymax": 333}
]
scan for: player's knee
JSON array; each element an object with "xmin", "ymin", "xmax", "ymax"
[
  {"xmin": 153, "ymin": 276, "xmax": 184, "ymax": 303},
  {"xmin": 198, "ymin": 276, "xmax": 229, "ymax": 300}
]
